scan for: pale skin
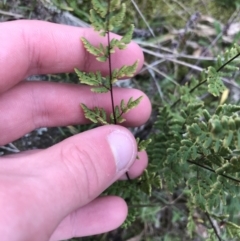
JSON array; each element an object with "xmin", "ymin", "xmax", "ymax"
[{"xmin": 0, "ymin": 20, "xmax": 151, "ymax": 241}]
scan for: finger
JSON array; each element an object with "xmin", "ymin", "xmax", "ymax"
[
  {"xmin": 0, "ymin": 125, "xmax": 138, "ymax": 240},
  {"xmin": 50, "ymin": 196, "xmax": 127, "ymax": 240},
  {"xmin": 0, "ymin": 82, "xmax": 151, "ymax": 145},
  {"xmin": 0, "ymin": 20, "xmax": 144, "ymax": 92},
  {"xmin": 3, "ymin": 150, "xmax": 148, "ymax": 181}
]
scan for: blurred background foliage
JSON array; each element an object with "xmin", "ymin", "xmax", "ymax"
[{"xmin": 1, "ymin": 0, "xmax": 240, "ymax": 240}]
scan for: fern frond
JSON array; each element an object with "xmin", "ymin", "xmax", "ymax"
[
  {"xmin": 75, "ymin": 69, "xmax": 102, "ymax": 86},
  {"xmin": 109, "ymin": 0, "xmax": 121, "ymax": 11},
  {"xmin": 76, "ymin": 0, "xmax": 151, "ymax": 230},
  {"xmin": 91, "ymin": 86, "xmax": 109, "ymax": 93},
  {"xmin": 136, "ymin": 138, "xmax": 152, "ymax": 152},
  {"xmin": 109, "ymin": 2, "xmax": 126, "ymax": 28},
  {"xmin": 207, "ymin": 66, "xmax": 226, "ymax": 97},
  {"xmin": 121, "ymin": 24, "xmax": 134, "ymax": 44},
  {"xmin": 89, "ymin": 9, "xmax": 107, "ymax": 36},
  {"xmin": 225, "ymin": 220, "xmax": 240, "ymax": 238},
  {"xmin": 112, "ymin": 61, "xmax": 139, "ymax": 82},
  {"xmin": 81, "ymin": 37, "xmax": 108, "ymax": 60},
  {"xmin": 91, "ymin": 0, "xmax": 107, "ymax": 18},
  {"xmin": 81, "ymin": 104, "xmax": 108, "ymax": 125},
  {"xmin": 109, "ymin": 96, "xmax": 143, "ymax": 124}
]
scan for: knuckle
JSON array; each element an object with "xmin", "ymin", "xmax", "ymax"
[{"xmin": 60, "ymin": 142, "xmax": 99, "ymax": 199}]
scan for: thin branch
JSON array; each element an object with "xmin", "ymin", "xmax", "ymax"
[
  {"xmin": 107, "ymin": 0, "xmax": 130, "ymax": 181},
  {"xmin": 140, "ymin": 59, "xmax": 166, "ymax": 73},
  {"xmin": 147, "ymin": 68, "xmax": 164, "ymax": 101},
  {"xmin": 171, "ymin": 51, "xmax": 240, "ymax": 108},
  {"xmin": 171, "ymin": 79, "xmax": 207, "ymax": 108},
  {"xmin": 183, "ymin": 8, "xmax": 240, "ymax": 83},
  {"xmin": 0, "ymin": 144, "xmax": 20, "ymax": 153},
  {"xmin": 129, "ymin": 192, "xmax": 185, "ymax": 208},
  {"xmin": 131, "ymin": 0, "xmax": 155, "ymax": 37},
  {"xmin": 107, "ymin": 0, "xmax": 116, "ymax": 124},
  {"xmin": 139, "ymin": 46, "xmax": 216, "ymax": 62},
  {"xmin": 187, "ymin": 160, "xmax": 240, "ymax": 184},
  {"xmin": 162, "ymin": 0, "xmax": 186, "ymax": 22},
  {"xmin": 140, "ymin": 46, "xmax": 240, "ymax": 91},
  {"xmin": 0, "ymin": 9, "xmax": 23, "ymax": 18},
  {"xmin": 171, "ymin": 0, "xmax": 191, "ymax": 16},
  {"xmin": 144, "ymin": 62, "xmax": 179, "ymax": 86},
  {"xmin": 205, "ymin": 212, "xmax": 222, "ymax": 241},
  {"xmin": 218, "ymin": 52, "xmax": 240, "ymax": 72}
]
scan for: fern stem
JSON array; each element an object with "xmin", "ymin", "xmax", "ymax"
[
  {"xmin": 217, "ymin": 52, "xmax": 240, "ymax": 72},
  {"xmin": 171, "ymin": 80, "xmax": 207, "ymax": 108},
  {"xmin": 107, "ymin": 0, "xmax": 117, "ymax": 124},
  {"xmin": 171, "ymin": 51, "xmax": 240, "ymax": 108},
  {"xmin": 205, "ymin": 212, "xmax": 222, "ymax": 241},
  {"xmin": 106, "ymin": 0, "xmax": 131, "ymax": 181},
  {"xmin": 187, "ymin": 160, "xmax": 240, "ymax": 184},
  {"xmin": 126, "ymin": 172, "xmax": 131, "ymax": 181}
]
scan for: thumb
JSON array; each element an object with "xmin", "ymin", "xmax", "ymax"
[{"xmin": 40, "ymin": 124, "xmax": 137, "ymax": 210}]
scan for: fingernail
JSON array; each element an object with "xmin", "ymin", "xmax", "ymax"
[{"xmin": 107, "ymin": 130, "xmax": 135, "ymax": 172}]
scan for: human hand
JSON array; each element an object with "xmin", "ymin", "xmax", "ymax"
[{"xmin": 0, "ymin": 20, "xmax": 151, "ymax": 241}]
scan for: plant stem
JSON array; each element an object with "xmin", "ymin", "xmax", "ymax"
[
  {"xmin": 171, "ymin": 52, "xmax": 240, "ymax": 108},
  {"xmin": 205, "ymin": 212, "xmax": 222, "ymax": 241},
  {"xmin": 107, "ymin": 0, "xmax": 131, "ymax": 181},
  {"xmin": 187, "ymin": 160, "xmax": 240, "ymax": 183},
  {"xmin": 107, "ymin": 0, "xmax": 117, "ymax": 124}
]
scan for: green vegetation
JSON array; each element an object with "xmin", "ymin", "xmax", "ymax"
[{"xmin": 2, "ymin": 0, "xmax": 240, "ymax": 240}]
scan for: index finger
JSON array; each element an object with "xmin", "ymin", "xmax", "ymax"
[{"xmin": 0, "ymin": 20, "xmax": 144, "ymax": 93}]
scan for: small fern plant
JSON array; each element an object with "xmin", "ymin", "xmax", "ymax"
[
  {"xmin": 74, "ymin": 0, "xmax": 150, "ymax": 177},
  {"xmin": 148, "ymin": 44, "xmax": 240, "ymax": 239}
]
